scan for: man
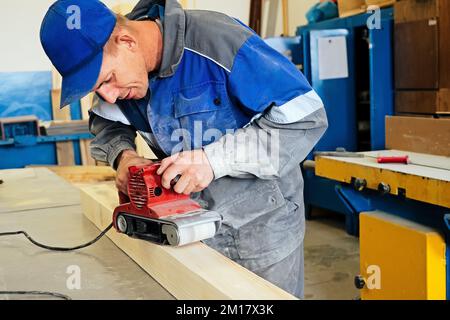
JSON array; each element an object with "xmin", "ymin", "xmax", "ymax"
[{"xmin": 40, "ymin": 0, "xmax": 327, "ymax": 298}]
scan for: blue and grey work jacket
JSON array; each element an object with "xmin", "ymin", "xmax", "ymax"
[{"xmin": 90, "ymin": 0, "xmax": 328, "ymax": 272}]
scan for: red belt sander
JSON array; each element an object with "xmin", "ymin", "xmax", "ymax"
[{"xmin": 113, "ymin": 163, "xmax": 222, "ymax": 246}]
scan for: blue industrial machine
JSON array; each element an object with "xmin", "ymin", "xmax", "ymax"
[
  {"xmin": 296, "ymin": 8, "xmax": 395, "ymax": 232},
  {"xmin": 0, "ymin": 71, "xmax": 92, "ymax": 169}
]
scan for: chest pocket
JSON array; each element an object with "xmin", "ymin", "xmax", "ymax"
[{"xmin": 173, "ymin": 82, "xmax": 237, "ymax": 149}]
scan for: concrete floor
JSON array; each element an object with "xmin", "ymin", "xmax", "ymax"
[{"xmin": 304, "ymin": 209, "xmax": 360, "ymax": 300}]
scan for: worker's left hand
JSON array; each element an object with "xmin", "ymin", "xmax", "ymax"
[{"xmin": 157, "ymin": 150, "xmax": 214, "ymax": 195}]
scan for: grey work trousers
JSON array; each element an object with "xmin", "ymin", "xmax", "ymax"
[{"xmin": 252, "ymin": 245, "xmax": 304, "ymax": 299}]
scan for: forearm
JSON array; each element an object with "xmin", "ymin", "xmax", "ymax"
[
  {"xmin": 204, "ymin": 107, "xmax": 328, "ymax": 180},
  {"xmin": 89, "ymin": 112, "xmax": 137, "ymax": 168}
]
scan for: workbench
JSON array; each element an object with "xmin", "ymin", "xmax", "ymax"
[
  {"xmin": 315, "ymin": 150, "xmax": 450, "ymax": 300},
  {"xmin": 0, "ymin": 167, "xmax": 295, "ymax": 300}
]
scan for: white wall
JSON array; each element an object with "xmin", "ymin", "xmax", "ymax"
[
  {"xmin": 0, "ymin": 0, "xmax": 315, "ymax": 72},
  {"xmin": 0, "ymin": 0, "xmax": 139, "ymax": 72}
]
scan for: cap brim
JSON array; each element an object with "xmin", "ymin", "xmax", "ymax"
[{"xmin": 60, "ymin": 51, "xmax": 103, "ymax": 108}]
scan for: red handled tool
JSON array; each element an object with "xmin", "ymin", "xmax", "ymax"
[{"xmin": 377, "ymin": 156, "xmax": 409, "ymax": 164}]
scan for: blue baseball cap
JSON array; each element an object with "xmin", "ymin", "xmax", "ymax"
[{"xmin": 40, "ymin": 0, "xmax": 117, "ymax": 108}]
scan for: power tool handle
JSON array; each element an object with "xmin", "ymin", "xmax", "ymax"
[
  {"xmin": 118, "ymin": 191, "xmax": 130, "ymax": 204},
  {"xmin": 377, "ymin": 156, "xmax": 409, "ymax": 164}
]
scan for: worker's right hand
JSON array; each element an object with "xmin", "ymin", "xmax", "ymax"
[{"xmin": 115, "ymin": 150, "xmax": 152, "ymax": 194}]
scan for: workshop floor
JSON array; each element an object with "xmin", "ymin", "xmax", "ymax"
[{"xmin": 304, "ymin": 209, "xmax": 360, "ymax": 300}]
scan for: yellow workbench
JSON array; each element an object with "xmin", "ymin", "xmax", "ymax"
[{"xmin": 315, "ymin": 150, "xmax": 449, "ymax": 300}]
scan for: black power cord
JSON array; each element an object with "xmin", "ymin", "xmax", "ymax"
[
  {"xmin": 0, "ymin": 223, "xmax": 113, "ymax": 251},
  {"xmin": 0, "ymin": 223, "xmax": 113, "ymax": 300},
  {"xmin": 0, "ymin": 291, "xmax": 71, "ymax": 300}
]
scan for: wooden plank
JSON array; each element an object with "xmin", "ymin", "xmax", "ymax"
[
  {"xmin": 338, "ymin": 0, "xmax": 366, "ymax": 18},
  {"xmin": 79, "ymin": 93, "xmax": 97, "ymax": 166},
  {"xmin": 394, "ymin": 19, "xmax": 439, "ymax": 90},
  {"xmin": 439, "ymin": 0, "xmax": 450, "ymax": 88},
  {"xmin": 51, "ymin": 89, "xmax": 75, "ymax": 166},
  {"xmin": 315, "ymin": 154, "xmax": 450, "ymax": 208},
  {"xmin": 43, "ymin": 165, "xmax": 116, "ymax": 183},
  {"xmin": 249, "ymin": 0, "xmax": 263, "ymax": 35},
  {"xmin": 265, "ymin": 0, "xmax": 279, "ymax": 38},
  {"xmin": 386, "ymin": 116, "xmax": 450, "ymax": 156},
  {"xmin": 395, "ymin": 90, "xmax": 450, "ymax": 114},
  {"xmin": 0, "ymin": 168, "xmax": 80, "ymax": 214},
  {"xmin": 136, "ymin": 134, "xmax": 157, "ymax": 160},
  {"xmin": 281, "ymin": 0, "xmax": 289, "ymax": 36},
  {"xmin": 366, "ymin": 0, "xmax": 396, "ymax": 9},
  {"xmin": 394, "ymin": 0, "xmax": 438, "ymax": 23},
  {"xmin": 79, "ymin": 183, "xmax": 297, "ymax": 300}
]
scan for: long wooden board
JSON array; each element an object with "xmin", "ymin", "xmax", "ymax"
[
  {"xmin": 51, "ymin": 89, "xmax": 75, "ymax": 166},
  {"xmin": 44, "ymin": 166, "xmax": 116, "ymax": 183},
  {"xmin": 79, "ymin": 93, "xmax": 96, "ymax": 166},
  {"xmin": 79, "ymin": 183, "xmax": 296, "ymax": 300}
]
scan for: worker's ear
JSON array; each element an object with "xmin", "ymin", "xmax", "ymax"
[{"xmin": 113, "ymin": 29, "xmax": 138, "ymax": 52}]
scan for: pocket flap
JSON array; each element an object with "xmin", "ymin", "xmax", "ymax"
[{"xmin": 174, "ymin": 82, "xmax": 226, "ymax": 118}]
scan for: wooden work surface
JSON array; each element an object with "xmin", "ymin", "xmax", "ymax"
[
  {"xmin": 0, "ymin": 167, "xmax": 295, "ymax": 300},
  {"xmin": 0, "ymin": 168, "xmax": 172, "ymax": 300},
  {"xmin": 315, "ymin": 150, "xmax": 450, "ymax": 208},
  {"xmin": 0, "ymin": 168, "xmax": 80, "ymax": 214}
]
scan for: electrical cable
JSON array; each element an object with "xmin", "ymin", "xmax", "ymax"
[
  {"xmin": 0, "ymin": 223, "xmax": 113, "ymax": 251},
  {"xmin": 0, "ymin": 291, "xmax": 71, "ymax": 300},
  {"xmin": 0, "ymin": 223, "xmax": 113, "ymax": 300}
]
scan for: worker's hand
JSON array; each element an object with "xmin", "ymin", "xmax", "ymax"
[
  {"xmin": 157, "ymin": 150, "xmax": 214, "ymax": 195},
  {"xmin": 116, "ymin": 150, "xmax": 152, "ymax": 194}
]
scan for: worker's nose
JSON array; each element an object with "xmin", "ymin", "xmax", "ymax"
[{"xmin": 96, "ymin": 84, "xmax": 120, "ymax": 104}]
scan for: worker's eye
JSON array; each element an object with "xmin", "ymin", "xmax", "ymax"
[{"xmin": 98, "ymin": 74, "xmax": 113, "ymax": 90}]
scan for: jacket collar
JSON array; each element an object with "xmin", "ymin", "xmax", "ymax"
[{"xmin": 126, "ymin": 0, "xmax": 185, "ymax": 78}]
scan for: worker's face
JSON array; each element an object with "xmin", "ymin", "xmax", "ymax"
[{"xmin": 93, "ymin": 31, "xmax": 149, "ymax": 104}]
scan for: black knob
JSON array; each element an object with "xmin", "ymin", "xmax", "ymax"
[
  {"xmin": 213, "ymin": 98, "xmax": 221, "ymax": 106},
  {"xmin": 154, "ymin": 187, "xmax": 163, "ymax": 196},
  {"xmin": 378, "ymin": 182, "xmax": 391, "ymax": 195},
  {"xmin": 353, "ymin": 178, "xmax": 367, "ymax": 192},
  {"xmin": 354, "ymin": 275, "xmax": 366, "ymax": 289}
]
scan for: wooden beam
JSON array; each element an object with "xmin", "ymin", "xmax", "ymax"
[
  {"xmin": 44, "ymin": 165, "xmax": 116, "ymax": 183},
  {"xmin": 79, "ymin": 183, "xmax": 297, "ymax": 300},
  {"xmin": 80, "ymin": 93, "xmax": 97, "ymax": 166},
  {"xmin": 281, "ymin": 0, "xmax": 289, "ymax": 36},
  {"xmin": 136, "ymin": 135, "xmax": 157, "ymax": 160},
  {"xmin": 249, "ymin": 0, "xmax": 263, "ymax": 35},
  {"xmin": 51, "ymin": 89, "xmax": 75, "ymax": 166}
]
